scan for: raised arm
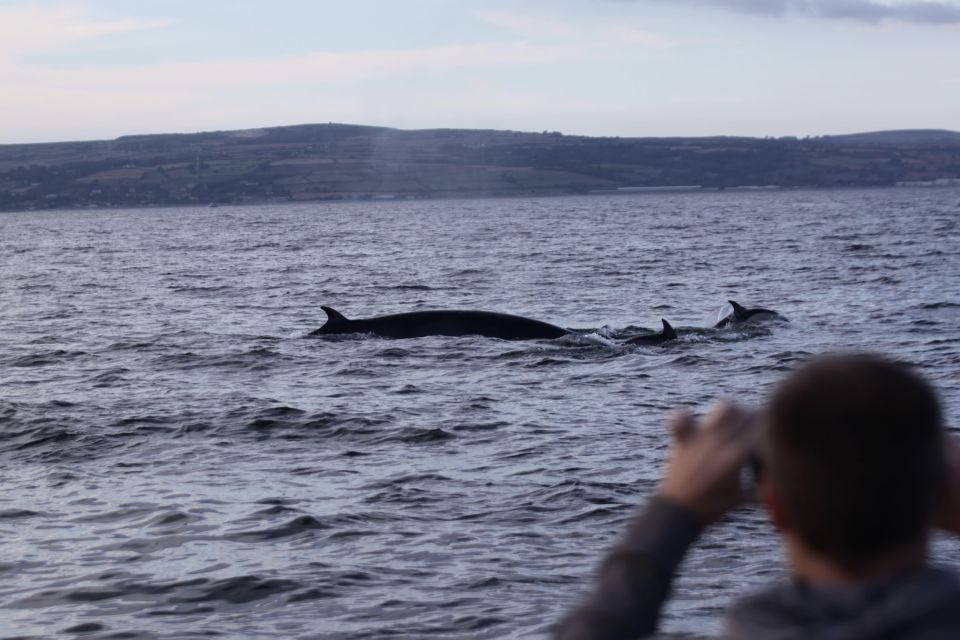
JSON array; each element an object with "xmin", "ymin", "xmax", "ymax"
[{"xmin": 554, "ymin": 404, "xmax": 758, "ymax": 640}]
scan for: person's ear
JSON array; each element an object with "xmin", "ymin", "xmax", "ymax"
[{"xmin": 759, "ymin": 476, "xmax": 789, "ymax": 532}]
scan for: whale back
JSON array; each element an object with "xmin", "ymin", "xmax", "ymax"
[
  {"xmin": 716, "ymin": 300, "xmax": 780, "ymax": 327},
  {"xmin": 728, "ymin": 300, "xmax": 749, "ymax": 321},
  {"xmin": 625, "ymin": 318, "xmax": 678, "ymax": 346},
  {"xmin": 311, "ymin": 307, "xmax": 568, "ymax": 340},
  {"xmin": 311, "ymin": 306, "xmax": 351, "ymax": 335},
  {"xmin": 730, "ymin": 299, "xmax": 780, "ymax": 322},
  {"xmin": 661, "ymin": 319, "xmax": 677, "ymax": 339}
]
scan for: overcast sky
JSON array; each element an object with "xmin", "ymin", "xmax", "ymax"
[{"xmin": 1, "ymin": 0, "xmax": 958, "ymax": 143}]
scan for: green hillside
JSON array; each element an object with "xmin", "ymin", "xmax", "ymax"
[{"xmin": 1, "ymin": 124, "xmax": 959, "ymax": 211}]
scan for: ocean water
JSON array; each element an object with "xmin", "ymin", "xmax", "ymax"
[{"xmin": 1, "ymin": 188, "xmax": 959, "ymax": 639}]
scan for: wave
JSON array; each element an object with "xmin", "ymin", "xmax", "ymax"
[{"xmin": 9, "ymin": 574, "xmax": 305, "ymax": 610}]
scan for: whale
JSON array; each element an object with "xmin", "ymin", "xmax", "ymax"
[
  {"xmin": 311, "ymin": 306, "xmax": 570, "ymax": 340},
  {"xmin": 624, "ymin": 319, "xmax": 677, "ymax": 346},
  {"xmin": 714, "ymin": 300, "xmax": 782, "ymax": 328}
]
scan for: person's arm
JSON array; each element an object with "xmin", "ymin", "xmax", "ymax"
[
  {"xmin": 554, "ymin": 404, "xmax": 758, "ymax": 640},
  {"xmin": 553, "ymin": 496, "xmax": 702, "ymax": 640}
]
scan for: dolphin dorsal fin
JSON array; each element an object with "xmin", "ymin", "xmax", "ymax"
[
  {"xmin": 728, "ymin": 300, "xmax": 748, "ymax": 319},
  {"xmin": 321, "ymin": 305, "xmax": 349, "ymax": 329},
  {"xmin": 661, "ymin": 319, "xmax": 677, "ymax": 339}
]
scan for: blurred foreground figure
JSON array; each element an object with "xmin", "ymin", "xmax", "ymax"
[{"xmin": 555, "ymin": 354, "xmax": 960, "ymax": 639}]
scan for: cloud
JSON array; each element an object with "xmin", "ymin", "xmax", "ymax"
[
  {"xmin": 653, "ymin": 0, "xmax": 960, "ymax": 24},
  {"xmin": 0, "ymin": 5, "xmax": 586, "ymax": 92},
  {"xmin": 3, "ymin": 42, "xmax": 580, "ymax": 94},
  {"xmin": 476, "ymin": 10, "xmax": 677, "ymax": 47},
  {"xmin": 0, "ymin": 4, "xmax": 170, "ymax": 57},
  {"xmin": 0, "ymin": 8, "xmax": 588, "ymax": 142},
  {"xmin": 0, "ymin": 4, "xmax": 626, "ymax": 143}
]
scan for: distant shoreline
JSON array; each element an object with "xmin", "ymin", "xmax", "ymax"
[
  {"xmin": 2, "ymin": 123, "xmax": 959, "ymax": 213},
  {"xmin": 3, "ymin": 182, "xmax": 958, "ymax": 217}
]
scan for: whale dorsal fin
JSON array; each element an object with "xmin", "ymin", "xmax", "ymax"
[
  {"xmin": 728, "ymin": 300, "xmax": 748, "ymax": 320},
  {"xmin": 321, "ymin": 305, "xmax": 349, "ymax": 329},
  {"xmin": 661, "ymin": 319, "xmax": 677, "ymax": 339}
]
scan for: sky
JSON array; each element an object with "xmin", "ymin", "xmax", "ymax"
[{"xmin": 1, "ymin": 0, "xmax": 958, "ymax": 143}]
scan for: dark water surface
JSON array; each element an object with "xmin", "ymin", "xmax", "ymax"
[{"xmin": 2, "ymin": 189, "xmax": 960, "ymax": 638}]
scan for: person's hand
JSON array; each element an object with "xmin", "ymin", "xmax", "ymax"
[
  {"xmin": 935, "ymin": 434, "xmax": 960, "ymax": 534},
  {"xmin": 659, "ymin": 402, "xmax": 759, "ymax": 524}
]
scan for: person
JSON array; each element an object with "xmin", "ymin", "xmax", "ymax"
[{"xmin": 554, "ymin": 353, "xmax": 960, "ymax": 639}]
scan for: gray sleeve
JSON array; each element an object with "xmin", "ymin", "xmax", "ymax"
[{"xmin": 553, "ymin": 496, "xmax": 704, "ymax": 640}]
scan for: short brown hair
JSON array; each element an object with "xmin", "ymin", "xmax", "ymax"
[{"xmin": 765, "ymin": 353, "xmax": 944, "ymax": 568}]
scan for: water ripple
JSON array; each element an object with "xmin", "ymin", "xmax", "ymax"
[{"xmin": 1, "ymin": 190, "xmax": 958, "ymax": 638}]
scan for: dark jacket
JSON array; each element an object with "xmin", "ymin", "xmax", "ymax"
[
  {"xmin": 554, "ymin": 498, "xmax": 960, "ymax": 640},
  {"xmin": 727, "ymin": 567, "xmax": 960, "ymax": 640}
]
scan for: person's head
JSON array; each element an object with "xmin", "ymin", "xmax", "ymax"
[{"xmin": 760, "ymin": 353, "xmax": 944, "ymax": 572}]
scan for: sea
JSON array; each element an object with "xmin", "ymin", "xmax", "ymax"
[{"xmin": 2, "ymin": 188, "xmax": 959, "ymax": 639}]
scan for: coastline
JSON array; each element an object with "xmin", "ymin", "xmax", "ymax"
[
  {"xmin": 3, "ymin": 182, "xmax": 958, "ymax": 217},
  {"xmin": 2, "ymin": 123, "xmax": 959, "ymax": 214}
]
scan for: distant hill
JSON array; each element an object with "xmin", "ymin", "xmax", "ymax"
[
  {"xmin": 1, "ymin": 124, "xmax": 958, "ymax": 211},
  {"xmin": 819, "ymin": 129, "xmax": 960, "ymax": 145}
]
